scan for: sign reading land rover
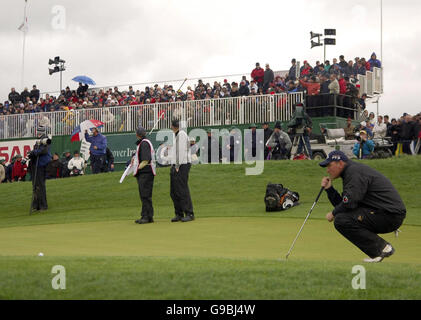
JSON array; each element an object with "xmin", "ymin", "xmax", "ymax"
[{"xmin": 0, "ymin": 139, "xmax": 37, "ymax": 163}]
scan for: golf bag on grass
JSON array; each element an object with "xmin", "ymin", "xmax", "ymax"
[{"xmin": 264, "ymin": 183, "xmax": 300, "ymax": 212}]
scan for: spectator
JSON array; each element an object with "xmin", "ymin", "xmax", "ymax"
[
  {"xmin": 46, "ymin": 153, "xmax": 62, "ymax": 179},
  {"xmin": 77, "ymin": 83, "xmax": 88, "ymax": 97},
  {"xmin": 400, "ymin": 114, "xmax": 416, "ymax": 155},
  {"xmin": 368, "ymin": 52, "xmax": 382, "ymax": 70},
  {"xmin": 373, "ymin": 115, "xmax": 387, "ymax": 138},
  {"xmin": 68, "ymin": 150, "xmax": 86, "ymax": 176},
  {"xmin": 230, "ymin": 83, "xmax": 240, "ymax": 97},
  {"xmin": 344, "ymin": 117, "xmax": 356, "ymax": 140},
  {"xmin": 8, "ymin": 88, "xmax": 21, "ymax": 104},
  {"xmin": 390, "ymin": 118, "xmax": 400, "ymax": 154},
  {"xmin": 328, "ymin": 74, "xmax": 340, "ymax": 94},
  {"xmin": 353, "ymin": 130, "xmax": 375, "ymax": 159},
  {"xmin": 30, "ymin": 85, "xmax": 40, "ymax": 102},
  {"xmin": 361, "ymin": 57, "xmax": 370, "ymax": 71},
  {"xmin": 339, "ymin": 55, "xmax": 348, "ymax": 71},
  {"xmin": 263, "ymin": 64, "xmax": 274, "ymax": 93},
  {"xmin": 299, "ymin": 76, "xmax": 320, "ymax": 96},
  {"xmin": 249, "ymin": 80, "xmax": 258, "ymax": 93},
  {"xmin": 11, "ymin": 154, "xmax": 27, "ymax": 182},
  {"xmin": 251, "ymin": 63, "xmax": 264, "ymax": 88},
  {"xmin": 384, "ymin": 115, "xmax": 392, "ymax": 137},
  {"xmin": 60, "ymin": 151, "xmax": 72, "ymax": 177},
  {"xmin": 300, "ymin": 61, "xmax": 313, "ymax": 77},
  {"xmin": 0, "ymin": 158, "xmax": 5, "ymax": 183},
  {"xmin": 85, "ymin": 127, "xmax": 107, "ymax": 174},
  {"xmin": 288, "ymin": 59, "xmax": 297, "ymax": 81},
  {"xmin": 319, "ymin": 74, "xmax": 331, "ymax": 94},
  {"xmin": 238, "ymin": 80, "xmax": 250, "ymax": 96},
  {"xmin": 21, "ymin": 87, "xmax": 30, "ymax": 102}
]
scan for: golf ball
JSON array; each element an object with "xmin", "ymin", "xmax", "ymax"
[{"xmin": 38, "ymin": 252, "xmax": 44, "ymax": 257}]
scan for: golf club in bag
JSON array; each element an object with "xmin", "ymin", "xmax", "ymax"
[{"xmin": 285, "ymin": 186, "xmax": 324, "ymax": 260}]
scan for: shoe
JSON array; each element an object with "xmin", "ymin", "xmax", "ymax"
[
  {"xmin": 181, "ymin": 215, "xmax": 195, "ymax": 222},
  {"xmin": 135, "ymin": 217, "xmax": 154, "ymax": 224},
  {"xmin": 363, "ymin": 244, "xmax": 395, "ymax": 263},
  {"xmin": 171, "ymin": 215, "xmax": 183, "ymax": 222}
]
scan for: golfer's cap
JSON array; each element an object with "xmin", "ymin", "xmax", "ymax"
[{"xmin": 319, "ymin": 151, "xmax": 348, "ymax": 167}]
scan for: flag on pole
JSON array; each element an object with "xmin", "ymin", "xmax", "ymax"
[{"xmin": 18, "ymin": 0, "xmax": 29, "ymax": 33}]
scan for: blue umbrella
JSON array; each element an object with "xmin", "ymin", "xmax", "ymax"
[{"xmin": 72, "ymin": 75, "xmax": 96, "ymax": 86}]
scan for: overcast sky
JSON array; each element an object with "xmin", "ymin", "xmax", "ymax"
[{"xmin": 0, "ymin": 0, "xmax": 420, "ymax": 119}]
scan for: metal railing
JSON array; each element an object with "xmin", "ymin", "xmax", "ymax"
[
  {"xmin": 0, "ymin": 92, "xmax": 303, "ymax": 140},
  {"xmin": 357, "ymin": 67, "xmax": 383, "ymax": 97}
]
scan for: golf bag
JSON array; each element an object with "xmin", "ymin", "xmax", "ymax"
[{"xmin": 264, "ymin": 183, "xmax": 300, "ymax": 212}]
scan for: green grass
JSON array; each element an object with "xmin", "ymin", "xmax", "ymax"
[{"xmin": 0, "ymin": 156, "xmax": 421, "ymax": 299}]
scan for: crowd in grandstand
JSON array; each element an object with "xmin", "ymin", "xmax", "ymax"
[{"xmin": 0, "ymin": 53, "xmax": 382, "ymax": 115}]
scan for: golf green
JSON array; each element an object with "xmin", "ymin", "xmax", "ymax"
[
  {"xmin": 1, "ymin": 157, "xmax": 421, "ymax": 299},
  {"xmin": 0, "ymin": 217, "xmax": 419, "ymax": 264}
]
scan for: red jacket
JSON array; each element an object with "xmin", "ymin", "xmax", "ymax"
[
  {"xmin": 251, "ymin": 68, "xmax": 264, "ymax": 83},
  {"xmin": 339, "ymin": 78, "xmax": 347, "ymax": 94},
  {"xmin": 299, "ymin": 80, "xmax": 320, "ymax": 96},
  {"xmin": 12, "ymin": 160, "xmax": 27, "ymax": 179}
]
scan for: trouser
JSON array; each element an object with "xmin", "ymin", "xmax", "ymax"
[
  {"xmin": 137, "ymin": 173, "xmax": 154, "ymax": 219},
  {"xmin": 334, "ymin": 207, "xmax": 405, "ymax": 258},
  {"xmin": 32, "ymin": 165, "xmax": 48, "ymax": 210},
  {"xmin": 170, "ymin": 164, "xmax": 194, "ymax": 217},
  {"xmin": 91, "ymin": 154, "xmax": 106, "ymax": 174},
  {"xmin": 297, "ymin": 136, "xmax": 312, "ymax": 158},
  {"xmin": 402, "ymin": 141, "xmax": 412, "ymax": 155}
]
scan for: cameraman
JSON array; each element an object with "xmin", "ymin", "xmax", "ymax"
[
  {"xmin": 287, "ymin": 103, "xmax": 313, "ymax": 158},
  {"xmin": 68, "ymin": 150, "xmax": 86, "ymax": 176},
  {"xmin": 28, "ymin": 126, "xmax": 52, "ymax": 211},
  {"xmin": 353, "ymin": 130, "xmax": 375, "ymax": 159},
  {"xmin": 266, "ymin": 121, "xmax": 292, "ymax": 160}
]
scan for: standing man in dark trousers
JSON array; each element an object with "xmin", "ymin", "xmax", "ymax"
[
  {"xmin": 85, "ymin": 127, "xmax": 107, "ymax": 174},
  {"xmin": 320, "ymin": 151, "xmax": 406, "ymax": 263},
  {"xmin": 169, "ymin": 119, "xmax": 195, "ymax": 222},
  {"xmin": 133, "ymin": 126, "xmax": 156, "ymax": 224},
  {"xmin": 28, "ymin": 126, "xmax": 52, "ymax": 212}
]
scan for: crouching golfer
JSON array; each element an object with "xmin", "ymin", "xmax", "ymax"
[
  {"xmin": 320, "ymin": 151, "xmax": 406, "ymax": 262},
  {"xmin": 169, "ymin": 119, "xmax": 195, "ymax": 222},
  {"xmin": 133, "ymin": 126, "xmax": 156, "ymax": 224}
]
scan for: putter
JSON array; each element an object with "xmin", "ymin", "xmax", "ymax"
[{"xmin": 285, "ymin": 186, "xmax": 324, "ymax": 260}]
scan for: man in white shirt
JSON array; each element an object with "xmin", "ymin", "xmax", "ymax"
[
  {"xmin": 68, "ymin": 151, "xmax": 86, "ymax": 176},
  {"xmin": 169, "ymin": 119, "xmax": 195, "ymax": 222},
  {"xmin": 373, "ymin": 115, "xmax": 387, "ymax": 139}
]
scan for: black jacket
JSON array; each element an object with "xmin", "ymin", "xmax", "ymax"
[
  {"xmin": 400, "ymin": 121, "xmax": 416, "ymax": 141},
  {"xmin": 325, "ymin": 161, "xmax": 406, "ymax": 216},
  {"xmin": 8, "ymin": 91, "xmax": 21, "ymax": 104},
  {"xmin": 30, "ymin": 89, "xmax": 40, "ymax": 102}
]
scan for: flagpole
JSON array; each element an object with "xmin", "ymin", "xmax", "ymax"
[{"xmin": 21, "ymin": 0, "xmax": 28, "ymax": 90}]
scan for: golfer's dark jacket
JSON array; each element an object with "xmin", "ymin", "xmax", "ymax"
[{"xmin": 325, "ymin": 161, "xmax": 406, "ymax": 216}]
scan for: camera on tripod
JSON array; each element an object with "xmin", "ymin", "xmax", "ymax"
[
  {"xmin": 36, "ymin": 134, "xmax": 52, "ymax": 146},
  {"xmin": 287, "ymin": 103, "xmax": 307, "ymax": 134}
]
